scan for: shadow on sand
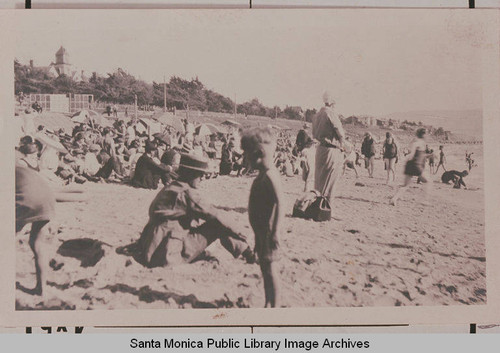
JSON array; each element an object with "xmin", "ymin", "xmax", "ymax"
[{"xmin": 101, "ymin": 283, "xmax": 248, "ymax": 308}]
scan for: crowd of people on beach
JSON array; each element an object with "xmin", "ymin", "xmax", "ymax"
[{"xmin": 15, "ymin": 93, "xmax": 478, "ymax": 308}]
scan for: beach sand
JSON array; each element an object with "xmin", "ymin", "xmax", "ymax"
[{"xmin": 15, "ymin": 144, "xmax": 485, "ymax": 310}]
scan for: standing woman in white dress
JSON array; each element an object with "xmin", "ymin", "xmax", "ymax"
[{"xmin": 311, "ymin": 92, "xmax": 346, "ymax": 202}]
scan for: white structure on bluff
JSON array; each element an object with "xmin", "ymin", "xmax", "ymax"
[{"xmin": 30, "ymin": 46, "xmax": 87, "ymax": 82}]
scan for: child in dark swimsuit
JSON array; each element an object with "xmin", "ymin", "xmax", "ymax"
[{"xmin": 434, "ymin": 145, "xmax": 447, "ymax": 174}]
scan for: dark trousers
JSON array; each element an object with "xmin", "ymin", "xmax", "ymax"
[{"xmin": 95, "ymin": 156, "xmax": 124, "ymax": 178}]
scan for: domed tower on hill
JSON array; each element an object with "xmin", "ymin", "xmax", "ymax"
[{"xmin": 54, "ymin": 46, "xmax": 72, "ymax": 76}]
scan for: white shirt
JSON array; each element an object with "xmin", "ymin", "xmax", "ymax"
[{"xmin": 83, "ymin": 153, "xmax": 101, "ymax": 175}]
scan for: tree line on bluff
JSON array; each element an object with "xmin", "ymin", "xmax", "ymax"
[{"xmin": 14, "ymin": 60, "xmax": 318, "ymax": 121}]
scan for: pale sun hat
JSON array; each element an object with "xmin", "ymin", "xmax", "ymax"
[{"xmin": 322, "ymin": 91, "xmax": 336, "ymax": 105}]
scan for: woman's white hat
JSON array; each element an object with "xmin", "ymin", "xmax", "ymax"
[{"xmin": 322, "ymin": 91, "xmax": 335, "ymax": 105}]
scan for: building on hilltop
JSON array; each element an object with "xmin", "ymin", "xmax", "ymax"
[
  {"xmin": 29, "ymin": 46, "xmax": 87, "ymax": 82},
  {"xmin": 358, "ymin": 116, "xmax": 375, "ymax": 127},
  {"xmin": 54, "ymin": 46, "xmax": 72, "ymax": 76},
  {"xmin": 25, "ymin": 46, "xmax": 93, "ymax": 113}
]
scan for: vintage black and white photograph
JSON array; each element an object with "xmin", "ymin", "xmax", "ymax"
[{"xmin": 4, "ymin": 9, "xmax": 498, "ymax": 321}]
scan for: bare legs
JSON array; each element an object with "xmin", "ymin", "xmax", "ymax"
[
  {"xmin": 385, "ymin": 158, "xmax": 396, "ymax": 184},
  {"xmin": 434, "ymin": 162, "xmax": 446, "ymax": 175},
  {"xmin": 16, "ymin": 220, "xmax": 50, "ymax": 296},
  {"xmin": 260, "ymin": 260, "xmax": 279, "ymax": 308},
  {"xmin": 367, "ymin": 157, "xmax": 374, "ymax": 178},
  {"xmin": 391, "ymin": 171, "xmax": 432, "ymax": 206}
]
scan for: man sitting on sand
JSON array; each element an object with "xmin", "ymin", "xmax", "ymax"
[
  {"xmin": 135, "ymin": 153, "xmax": 255, "ymax": 267},
  {"xmin": 441, "ymin": 170, "xmax": 468, "ymax": 189},
  {"xmin": 131, "ymin": 140, "xmax": 172, "ymax": 189}
]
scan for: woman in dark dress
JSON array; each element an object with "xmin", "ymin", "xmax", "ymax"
[{"xmin": 390, "ymin": 128, "xmax": 432, "ymax": 206}]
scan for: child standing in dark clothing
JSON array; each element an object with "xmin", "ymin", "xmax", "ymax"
[
  {"xmin": 434, "ymin": 145, "xmax": 447, "ymax": 174},
  {"xmin": 241, "ymin": 128, "xmax": 283, "ymax": 308}
]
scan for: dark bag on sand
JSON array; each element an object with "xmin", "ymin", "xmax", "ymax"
[
  {"xmin": 292, "ymin": 191, "xmax": 317, "ymax": 219},
  {"xmin": 306, "ymin": 196, "xmax": 332, "ymax": 222},
  {"xmin": 292, "ymin": 191, "xmax": 332, "ymax": 222}
]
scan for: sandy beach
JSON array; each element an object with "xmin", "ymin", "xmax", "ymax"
[{"xmin": 15, "ymin": 143, "xmax": 485, "ymax": 310}]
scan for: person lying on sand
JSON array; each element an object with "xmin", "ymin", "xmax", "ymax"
[
  {"xmin": 441, "ymin": 170, "xmax": 468, "ymax": 189},
  {"xmin": 135, "ymin": 153, "xmax": 256, "ymax": 267}
]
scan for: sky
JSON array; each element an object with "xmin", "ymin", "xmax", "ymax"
[{"xmin": 12, "ymin": 9, "xmax": 491, "ymax": 117}]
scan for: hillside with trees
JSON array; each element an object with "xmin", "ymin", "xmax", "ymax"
[{"xmin": 14, "ymin": 60, "xmax": 304, "ymax": 121}]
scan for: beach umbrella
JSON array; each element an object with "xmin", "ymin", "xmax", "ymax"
[
  {"xmin": 267, "ymin": 124, "xmax": 282, "ymax": 130},
  {"xmin": 70, "ymin": 110, "xmax": 90, "ymax": 123},
  {"xmin": 203, "ymin": 123, "xmax": 220, "ymax": 134},
  {"xmin": 156, "ymin": 113, "xmax": 185, "ymax": 132},
  {"xmin": 138, "ymin": 118, "xmax": 162, "ymax": 135},
  {"xmin": 71, "ymin": 110, "xmax": 100, "ymax": 122},
  {"xmin": 35, "ymin": 132, "xmax": 68, "ymax": 153},
  {"xmin": 221, "ymin": 119, "xmax": 241, "ymax": 127},
  {"xmin": 71, "ymin": 109, "xmax": 107, "ymax": 128},
  {"xmin": 153, "ymin": 132, "xmax": 172, "ymax": 145},
  {"xmin": 194, "ymin": 124, "xmax": 213, "ymax": 137}
]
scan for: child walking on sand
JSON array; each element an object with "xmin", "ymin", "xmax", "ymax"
[
  {"xmin": 241, "ymin": 128, "xmax": 283, "ymax": 308},
  {"xmin": 434, "ymin": 145, "xmax": 447, "ymax": 174}
]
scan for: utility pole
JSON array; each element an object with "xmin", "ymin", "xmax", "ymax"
[
  {"xmin": 134, "ymin": 94, "xmax": 138, "ymax": 122},
  {"xmin": 234, "ymin": 93, "xmax": 236, "ymax": 118},
  {"xmin": 163, "ymin": 75, "xmax": 166, "ymax": 112}
]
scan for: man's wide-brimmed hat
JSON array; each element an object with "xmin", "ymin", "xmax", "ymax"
[
  {"xmin": 20, "ymin": 143, "xmax": 38, "ymax": 155},
  {"xmin": 178, "ymin": 153, "xmax": 209, "ymax": 173}
]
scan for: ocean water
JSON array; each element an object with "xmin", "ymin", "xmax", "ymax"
[{"xmin": 386, "ymin": 110, "xmax": 483, "ymax": 138}]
